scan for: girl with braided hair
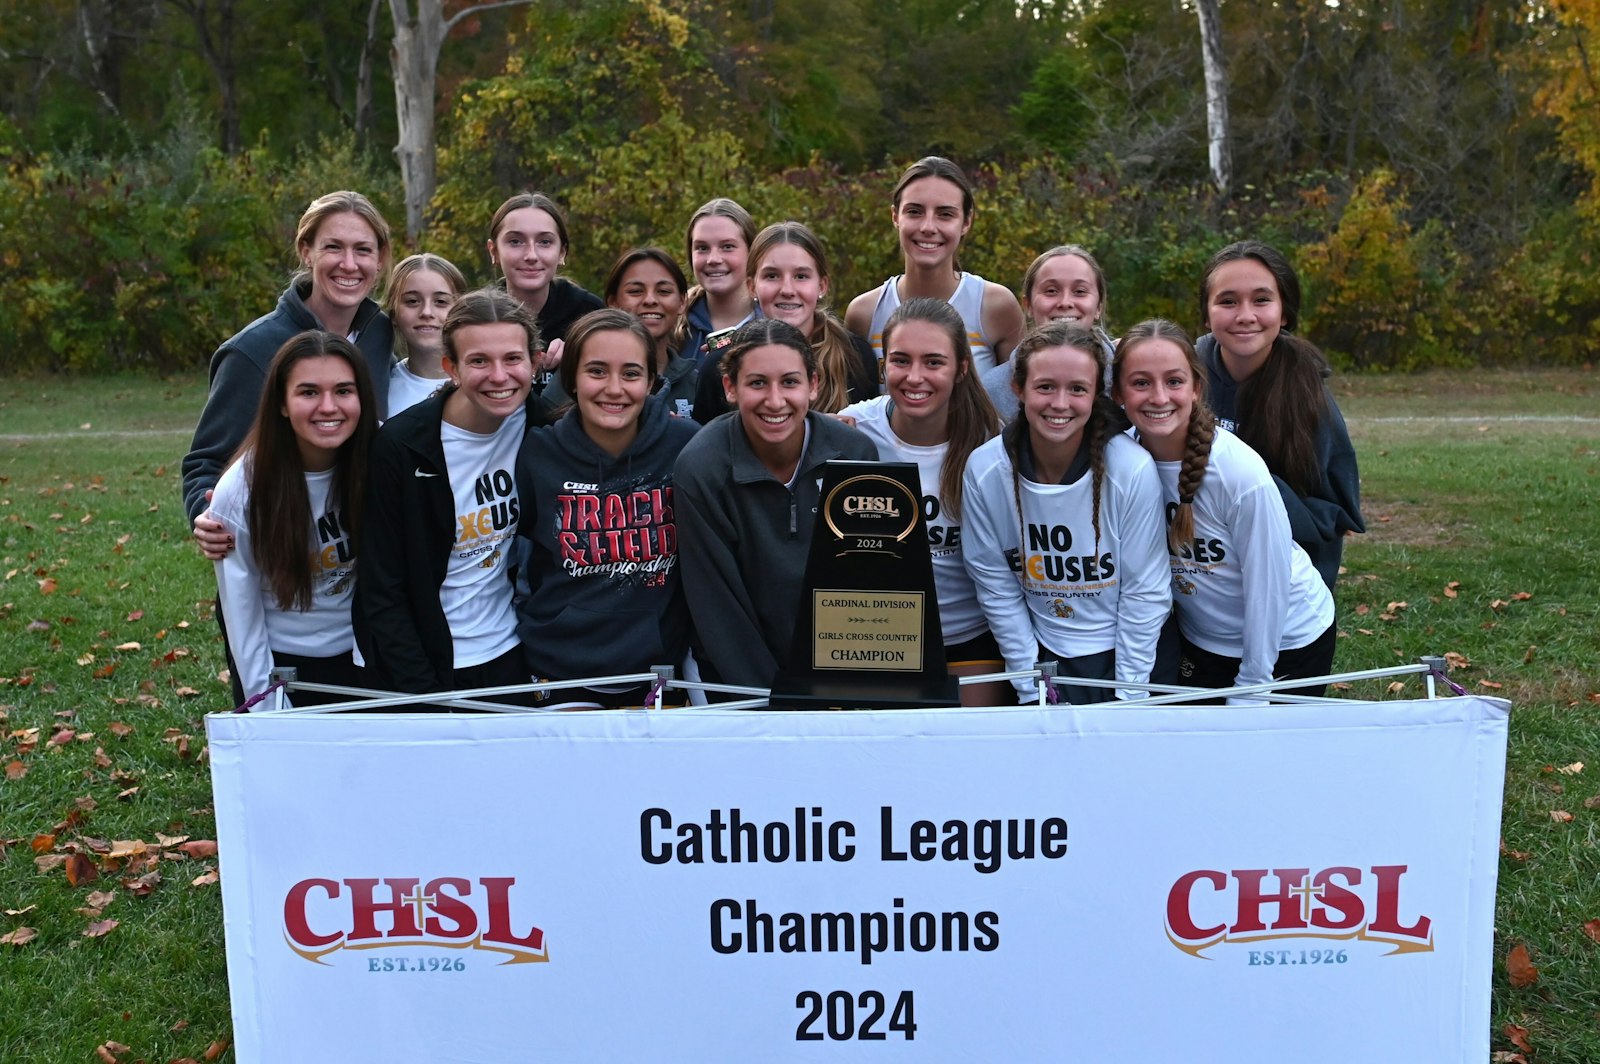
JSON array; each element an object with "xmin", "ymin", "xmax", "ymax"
[
  {"xmin": 1114, "ymin": 320, "xmax": 1335, "ymax": 702},
  {"xmin": 961, "ymin": 322, "xmax": 1169, "ymax": 704}
]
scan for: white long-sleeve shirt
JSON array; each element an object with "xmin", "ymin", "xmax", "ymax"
[
  {"xmin": 961, "ymin": 432, "xmax": 1170, "ymax": 700},
  {"xmin": 840, "ymin": 396, "xmax": 989, "ymax": 644},
  {"xmin": 1151, "ymin": 428, "xmax": 1333, "ymax": 695},
  {"xmin": 212, "ymin": 458, "xmax": 356, "ymax": 704}
]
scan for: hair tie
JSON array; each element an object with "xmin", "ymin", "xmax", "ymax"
[{"xmin": 1179, "ymin": 494, "xmax": 1195, "ymax": 506}]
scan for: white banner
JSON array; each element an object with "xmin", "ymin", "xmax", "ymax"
[{"xmin": 208, "ymin": 697, "xmax": 1507, "ymax": 1063}]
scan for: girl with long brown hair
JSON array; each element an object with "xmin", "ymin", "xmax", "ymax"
[{"xmin": 211, "ymin": 331, "xmax": 378, "ymax": 707}]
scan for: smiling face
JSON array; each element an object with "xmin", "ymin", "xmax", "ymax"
[
  {"xmin": 299, "ymin": 212, "xmax": 383, "ymax": 331},
  {"xmin": 1203, "ymin": 258, "xmax": 1284, "ymax": 380},
  {"xmin": 885, "ymin": 318, "xmax": 961, "ymax": 440},
  {"xmin": 611, "ymin": 259, "xmax": 685, "ymax": 348},
  {"xmin": 892, "ymin": 176, "xmax": 971, "ymax": 271},
  {"xmin": 726, "ymin": 342, "xmax": 817, "ymax": 455},
  {"xmin": 1026, "ymin": 253, "xmax": 1103, "ymax": 327},
  {"xmin": 393, "ymin": 268, "xmax": 457, "ymax": 358},
  {"xmin": 575, "ymin": 328, "xmax": 653, "ymax": 454},
  {"xmin": 690, "ymin": 215, "xmax": 750, "ymax": 300},
  {"xmin": 282, "ymin": 355, "xmax": 362, "ymax": 471},
  {"xmin": 442, "ymin": 321, "xmax": 533, "ymax": 433},
  {"xmin": 750, "ymin": 242, "xmax": 826, "ymax": 332},
  {"xmin": 1016, "ymin": 344, "xmax": 1098, "ymax": 464},
  {"xmin": 488, "ymin": 207, "xmax": 565, "ymax": 304},
  {"xmin": 1114, "ymin": 337, "xmax": 1197, "ymax": 463}
]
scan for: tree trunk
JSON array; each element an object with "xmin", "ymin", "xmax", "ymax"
[
  {"xmin": 389, "ymin": 0, "xmax": 532, "ymax": 240},
  {"xmin": 355, "ymin": 0, "xmax": 383, "ymax": 144},
  {"xmin": 390, "ymin": 0, "xmax": 444, "ymax": 242},
  {"xmin": 1195, "ymin": 0, "xmax": 1231, "ymax": 197}
]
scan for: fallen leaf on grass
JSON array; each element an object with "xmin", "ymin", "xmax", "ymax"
[
  {"xmin": 95, "ymin": 1043, "xmax": 124, "ymax": 1064},
  {"xmin": 204, "ymin": 1039, "xmax": 230, "ymax": 1062},
  {"xmin": 107, "ymin": 721, "xmax": 133, "ymax": 738},
  {"xmin": 113, "ymin": 641, "xmax": 140, "ymax": 651},
  {"xmin": 1491, "ymin": 599, "xmax": 1509, "ymax": 610},
  {"xmin": 1386, "ymin": 681, "xmax": 1406, "ymax": 694},
  {"xmin": 1584, "ymin": 795, "xmax": 1600, "ymax": 810},
  {"xmin": 0, "ymin": 926, "xmax": 37, "ymax": 946},
  {"xmin": 123, "ymin": 870, "xmax": 161, "ymax": 896},
  {"xmin": 1490, "ymin": 1053, "xmax": 1528, "ymax": 1063},
  {"xmin": 38, "ymin": 577, "xmax": 57, "ymax": 594},
  {"xmin": 1478, "ymin": 680, "xmax": 1503, "ymax": 690},
  {"xmin": 30, "ymin": 834, "xmax": 56, "ymax": 853},
  {"xmin": 3, "ymin": 906, "xmax": 35, "ymax": 916},
  {"xmin": 180, "ymin": 840, "xmax": 218, "ymax": 859},
  {"xmin": 1503, "ymin": 1024, "xmax": 1532, "ymax": 1053},
  {"xmin": 85, "ymin": 889, "xmax": 115, "ymax": 909},
  {"xmin": 25, "ymin": 618, "xmax": 51, "ymax": 632},
  {"xmin": 48, "ymin": 728, "xmax": 74, "ymax": 746},
  {"xmin": 1523, "ymin": 645, "xmax": 1537, "ymax": 664},
  {"xmin": 1550, "ymin": 810, "xmax": 1574, "ymax": 823},
  {"xmin": 93, "ymin": 746, "xmax": 112, "ymax": 768},
  {"xmin": 107, "ymin": 839, "xmax": 146, "ymax": 859},
  {"xmin": 1443, "ymin": 581, "xmax": 1460, "ymax": 598},
  {"xmin": 1582, "ymin": 919, "xmax": 1600, "ymax": 944},
  {"xmin": 65, "ymin": 852, "xmax": 99, "ymax": 886},
  {"xmin": 1507, "ymin": 943, "xmax": 1539, "ymax": 987},
  {"xmin": 174, "ymin": 686, "xmax": 201, "ymax": 699},
  {"xmin": 125, "ymin": 609, "xmax": 143, "ymax": 621},
  {"xmin": 1556, "ymin": 762, "xmax": 1584, "ymax": 775},
  {"xmin": 157, "ymin": 833, "xmax": 190, "ymax": 848},
  {"xmin": 171, "ymin": 1020, "xmax": 190, "ymax": 1033},
  {"xmin": 192, "ymin": 869, "xmax": 219, "ymax": 887},
  {"xmin": 82, "ymin": 918, "xmax": 118, "ymax": 938},
  {"xmin": 34, "ymin": 854, "xmax": 67, "ymax": 873},
  {"xmin": 116, "ymin": 785, "xmax": 139, "ymax": 801},
  {"xmin": 1499, "ymin": 838, "xmax": 1531, "ymax": 861},
  {"xmin": 76, "ymin": 653, "xmax": 95, "ymax": 666},
  {"xmin": 1512, "ymin": 590, "xmax": 1533, "ymax": 601},
  {"xmin": 4, "ymin": 760, "xmax": 24, "ymax": 780},
  {"xmin": 92, "ymin": 663, "xmax": 116, "ymax": 680}
]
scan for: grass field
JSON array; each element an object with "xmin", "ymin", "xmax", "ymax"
[{"xmin": 2, "ymin": 368, "xmax": 1598, "ymax": 1062}]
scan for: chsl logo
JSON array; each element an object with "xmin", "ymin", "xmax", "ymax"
[
  {"xmin": 283, "ymin": 876, "xmax": 549, "ymax": 966},
  {"xmin": 1165, "ymin": 864, "xmax": 1434, "ymax": 960}
]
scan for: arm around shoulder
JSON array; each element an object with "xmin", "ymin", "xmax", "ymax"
[{"xmin": 982, "ymin": 281, "xmax": 1025, "ymax": 363}]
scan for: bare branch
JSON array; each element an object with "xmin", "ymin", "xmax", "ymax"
[{"xmin": 443, "ymin": 0, "xmax": 533, "ymax": 35}]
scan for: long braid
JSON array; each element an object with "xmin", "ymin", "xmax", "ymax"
[
  {"xmin": 1085, "ymin": 393, "xmax": 1117, "ymax": 549},
  {"xmin": 1169, "ymin": 394, "xmax": 1216, "ymax": 553}
]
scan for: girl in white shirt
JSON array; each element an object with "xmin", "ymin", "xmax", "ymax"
[
  {"xmin": 961, "ymin": 322, "xmax": 1170, "ymax": 704},
  {"xmin": 840, "ymin": 297, "xmax": 1007, "ymax": 706},
  {"xmin": 384, "ymin": 253, "xmax": 467, "ymax": 417},
  {"xmin": 211, "ymin": 331, "xmax": 378, "ymax": 708},
  {"xmin": 1113, "ymin": 319, "xmax": 1335, "ymax": 701}
]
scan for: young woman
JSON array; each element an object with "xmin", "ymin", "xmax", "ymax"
[
  {"xmin": 1114, "ymin": 320, "xmax": 1336, "ymax": 700},
  {"xmin": 355, "ymin": 289, "xmax": 547, "ymax": 700},
  {"xmin": 693, "ymin": 221, "xmax": 878, "ymax": 423},
  {"xmin": 675, "ymin": 319, "xmax": 878, "ymax": 691},
  {"xmin": 840, "ymin": 298, "xmax": 1008, "ymax": 706},
  {"xmin": 1196, "ymin": 241, "xmax": 1364, "ymax": 589},
  {"xmin": 982, "ymin": 245, "xmax": 1115, "ymax": 420},
  {"xmin": 513, "ymin": 309, "xmax": 700, "ymax": 706},
  {"xmin": 676, "ymin": 198, "xmax": 759, "ymax": 370},
  {"xmin": 845, "ymin": 156, "xmax": 1025, "ymax": 375},
  {"xmin": 961, "ymin": 323, "xmax": 1170, "ymax": 704},
  {"xmin": 385, "ymin": 253, "xmax": 469, "ymax": 417},
  {"xmin": 185, "ymin": 190, "xmax": 394, "ymax": 525},
  {"xmin": 211, "ymin": 331, "xmax": 378, "ymax": 708},
  {"xmin": 486, "ymin": 192, "xmax": 603, "ymax": 397},
  {"xmin": 603, "ymin": 247, "xmax": 697, "ymax": 418}
]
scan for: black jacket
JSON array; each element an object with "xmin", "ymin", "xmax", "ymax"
[{"xmin": 354, "ymin": 389, "xmax": 548, "ymax": 692}]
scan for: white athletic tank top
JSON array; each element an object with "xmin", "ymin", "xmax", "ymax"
[{"xmin": 865, "ymin": 273, "xmax": 997, "ymax": 374}]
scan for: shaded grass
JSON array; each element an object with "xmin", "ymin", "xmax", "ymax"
[{"xmin": 2, "ymin": 370, "xmax": 1599, "ymax": 1062}]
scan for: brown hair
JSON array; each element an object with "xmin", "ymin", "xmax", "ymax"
[
  {"xmin": 718, "ymin": 318, "xmax": 817, "ymax": 383},
  {"xmin": 442, "ymin": 288, "xmax": 541, "ymax": 367},
  {"xmin": 557, "ymin": 307, "xmax": 658, "ymax": 400},
  {"xmin": 1199, "ymin": 240, "xmax": 1328, "ymax": 495},
  {"xmin": 881, "ymin": 297, "xmax": 999, "ymax": 521},
  {"xmin": 602, "ymin": 246, "xmax": 688, "ymax": 305},
  {"xmin": 235, "ymin": 331, "xmax": 377, "ymax": 611},
  {"xmin": 892, "ymin": 156, "xmax": 975, "ymax": 218},
  {"xmin": 1113, "ymin": 319, "xmax": 1216, "ymax": 553},
  {"xmin": 1005, "ymin": 322, "xmax": 1117, "ymax": 547},
  {"xmin": 383, "ymin": 253, "xmax": 469, "ymax": 357},
  {"xmin": 747, "ymin": 221, "xmax": 860, "ymax": 413}
]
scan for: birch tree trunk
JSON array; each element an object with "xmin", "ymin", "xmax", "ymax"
[
  {"xmin": 389, "ymin": 0, "xmax": 531, "ymax": 241},
  {"xmin": 1195, "ymin": 0, "xmax": 1232, "ymax": 197}
]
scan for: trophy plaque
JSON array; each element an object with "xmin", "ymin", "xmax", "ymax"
[{"xmin": 768, "ymin": 460, "xmax": 960, "ymax": 710}]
